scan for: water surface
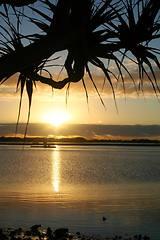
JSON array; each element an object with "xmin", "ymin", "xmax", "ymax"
[{"xmin": 0, "ymin": 145, "xmax": 160, "ymax": 239}]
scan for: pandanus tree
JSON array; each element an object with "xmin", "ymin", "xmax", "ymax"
[{"xmin": 0, "ymin": 0, "xmax": 160, "ymax": 134}]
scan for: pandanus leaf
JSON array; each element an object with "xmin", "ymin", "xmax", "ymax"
[
  {"xmin": 30, "ymin": 19, "xmax": 50, "ymax": 33},
  {"xmin": 29, "ymin": 6, "xmax": 52, "ymax": 22},
  {"xmin": 15, "ymin": 74, "xmax": 26, "ymax": 134},
  {"xmin": 0, "ymin": 10, "xmax": 8, "ymax": 18},
  {"xmin": 82, "ymin": 78, "xmax": 90, "ymax": 113},
  {"xmin": 0, "ymin": 24, "xmax": 13, "ymax": 42},
  {"xmin": 130, "ymin": 45, "xmax": 160, "ymax": 93},
  {"xmin": 0, "ymin": 76, "xmax": 10, "ymax": 85},
  {"xmin": 86, "ymin": 64, "xmax": 106, "ymax": 110},
  {"xmin": 40, "ymin": 0, "xmax": 56, "ymax": 12},
  {"xmin": 24, "ymin": 80, "xmax": 33, "ymax": 138},
  {"xmin": 93, "ymin": 57, "xmax": 118, "ymax": 112},
  {"xmin": 90, "ymin": 0, "xmax": 118, "ymax": 31},
  {"xmin": 125, "ymin": 0, "xmax": 136, "ymax": 29},
  {"xmin": 141, "ymin": 64, "xmax": 160, "ymax": 101},
  {"xmin": 141, "ymin": 56, "xmax": 160, "ymax": 93},
  {"xmin": 66, "ymin": 82, "xmax": 70, "ymax": 109}
]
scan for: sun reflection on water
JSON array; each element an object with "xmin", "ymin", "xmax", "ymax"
[{"xmin": 52, "ymin": 148, "xmax": 60, "ymax": 192}]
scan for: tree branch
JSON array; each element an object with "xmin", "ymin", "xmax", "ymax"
[
  {"xmin": 34, "ymin": 74, "xmax": 70, "ymax": 89},
  {"xmin": 0, "ymin": 32, "xmax": 76, "ymax": 81},
  {"xmin": 30, "ymin": 72, "xmax": 82, "ymax": 89}
]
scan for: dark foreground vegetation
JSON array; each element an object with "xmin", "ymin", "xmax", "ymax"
[{"xmin": 0, "ymin": 225, "xmax": 151, "ymax": 240}]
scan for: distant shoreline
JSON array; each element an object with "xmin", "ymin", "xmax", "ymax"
[
  {"xmin": 0, "ymin": 143, "xmax": 160, "ymax": 147},
  {"xmin": 0, "ymin": 136, "xmax": 160, "ymax": 147}
]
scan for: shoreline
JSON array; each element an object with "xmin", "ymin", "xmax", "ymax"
[
  {"xmin": 0, "ymin": 135, "xmax": 160, "ymax": 147},
  {"xmin": 0, "ymin": 225, "xmax": 151, "ymax": 240},
  {"xmin": 0, "ymin": 141, "xmax": 160, "ymax": 147}
]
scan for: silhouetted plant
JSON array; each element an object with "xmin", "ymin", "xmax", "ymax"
[{"xmin": 0, "ymin": 0, "xmax": 160, "ymax": 135}]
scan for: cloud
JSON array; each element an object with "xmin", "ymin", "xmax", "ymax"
[
  {"xmin": 0, "ymin": 87, "xmax": 18, "ymax": 97},
  {"xmin": 55, "ymin": 124, "xmax": 160, "ymax": 139},
  {"xmin": 0, "ymin": 64, "xmax": 159, "ymax": 100},
  {"xmin": 0, "ymin": 123, "xmax": 160, "ymax": 140}
]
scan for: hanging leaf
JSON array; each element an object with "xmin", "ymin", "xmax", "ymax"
[
  {"xmin": 86, "ymin": 64, "xmax": 106, "ymax": 110},
  {"xmin": 15, "ymin": 74, "xmax": 26, "ymax": 135},
  {"xmin": 24, "ymin": 80, "xmax": 33, "ymax": 138},
  {"xmin": 66, "ymin": 82, "xmax": 70, "ymax": 109},
  {"xmin": 82, "ymin": 78, "xmax": 90, "ymax": 113},
  {"xmin": 29, "ymin": 6, "xmax": 52, "ymax": 22}
]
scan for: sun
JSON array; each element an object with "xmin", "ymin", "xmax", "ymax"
[
  {"xmin": 51, "ymin": 112, "xmax": 68, "ymax": 126},
  {"xmin": 43, "ymin": 110, "xmax": 71, "ymax": 126}
]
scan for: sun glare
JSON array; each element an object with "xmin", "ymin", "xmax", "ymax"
[
  {"xmin": 52, "ymin": 150, "xmax": 60, "ymax": 192},
  {"xmin": 43, "ymin": 110, "xmax": 71, "ymax": 126}
]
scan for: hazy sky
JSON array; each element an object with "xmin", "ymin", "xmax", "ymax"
[{"xmin": 0, "ymin": 64, "xmax": 160, "ymax": 126}]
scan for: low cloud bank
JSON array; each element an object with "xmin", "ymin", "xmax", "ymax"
[
  {"xmin": 0, "ymin": 67, "xmax": 159, "ymax": 99},
  {"xmin": 0, "ymin": 123, "xmax": 160, "ymax": 140}
]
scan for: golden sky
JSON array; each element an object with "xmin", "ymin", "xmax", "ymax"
[
  {"xmin": 0, "ymin": 67, "xmax": 160, "ymax": 126},
  {"xmin": 0, "ymin": 49, "xmax": 160, "ymax": 126}
]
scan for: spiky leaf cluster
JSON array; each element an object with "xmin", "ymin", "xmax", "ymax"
[{"xmin": 0, "ymin": 0, "xmax": 160, "ymax": 135}]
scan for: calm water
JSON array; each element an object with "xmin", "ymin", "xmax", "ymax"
[{"xmin": 0, "ymin": 145, "xmax": 160, "ymax": 239}]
